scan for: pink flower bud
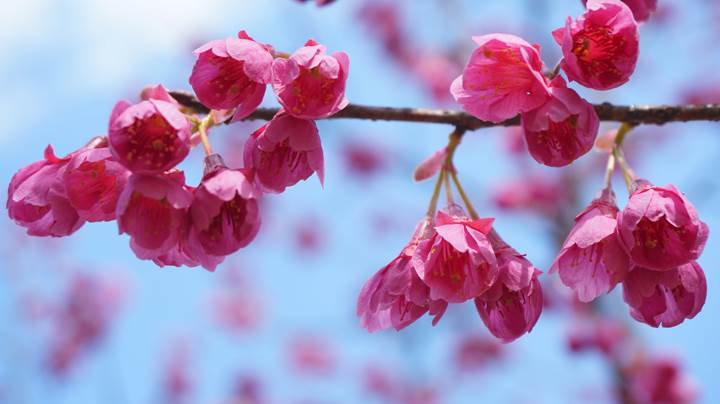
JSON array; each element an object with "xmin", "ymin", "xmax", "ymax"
[
  {"xmin": 271, "ymin": 40, "xmax": 350, "ymax": 119},
  {"xmin": 108, "ymin": 88, "xmax": 191, "ymax": 174},
  {"xmin": 412, "ymin": 206, "xmax": 498, "ymax": 303},
  {"xmin": 189, "ymin": 31, "xmax": 274, "ymax": 121},
  {"xmin": 7, "ymin": 145, "xmax": 84, "ymax": 237},
  {"xmin": 357, "ymin": 217, "xmax": 447, "ymax": 332},
  {"xmin": 451, "ymin": 34, "xmax": 551, "ymax": 123},
  {"xmin": 412, "ymin": 147, "xmax": 448, "ymax": 182},
  {"xmin": 521, "ymin": 77, "xmax": 599, "ymax": 167},
  {"xmin": 475, "ymin": 239, "xmax": 543, "ymax": 342},
  {"xmin": 186, "ymin": 161, "xmax": 261, "ymax": 271},
  {"xmin": 116, "ymin": 171, "xmax": 194, "ymax": 262},
  {"xmin": 63, "ymin": 146, "xmax": 130, "ymax": 222},
  {"xmin": 622, "ymin": 262, "xmax": 706, "ymax": 328},
  {"xmin": 553, "ymin": 0, "xmax": 640, "ymax": 90},
  {"xmin": 616, "ymin": 181, "xmax": 708, "ymax": 271},
  {"xmin": 243, "ymin": 112, "xmax": 324, "ymax": 193},
  {"xmin": 550, "ymin": 190, "xmax": 630, "ymax": 302}
]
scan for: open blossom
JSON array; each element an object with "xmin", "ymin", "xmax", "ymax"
[
  {"xmin": 357, "ymin": 217, "xmax": 448, "ymax": 332},
  {"xmin": 521, "ymin": 77, "xmax": 599, "ymax": 167},
  {"xmin": 271, "ymin": 40, "xmax": 349, "ymax": 119},
  {"xmin": 616, "ymin": 181, "xmax": 708, "ymax": 271},
  {"xmin": 622, "ymin": 263, "xmax": 706, "ymax": 328},
  {"xmin": 412, "ymin": 206, "xmax": 498, "ymax": 303},
  {"xmin": 189, "ymin": 31, "xmax": 273, "ymax": 121},
  {"xmin": 63, "ymin": 144, "xmax": 130, "ymax": 222},
  {"xmin": 451, "ymin": 34, "xmax": 550, "ymax": 123},
  {"xmin": 553, "ymin": 0, "xmax": 639, "ymax": 90},
  {"xmin": 7, "ymin": 145, "xmax": 84, "ymax": 237},
  {"xmin": 475, "ymin": 238, "xmax": 543, "ymax": 342},
  {"xmin": 243, "ymin": 112, "xmax": 323, "ymax": 193},
  {"xmin": 108, "ymin": 87, "xmax": 191, "ymax": 174},
  {"xmin": 116, "ymin": 170, "xmax": 193, "ymax": 262},
  {"xmin": 550, "ymin": 189, "xmax": 630, "ymax": 302},
  {"xmin": 186, "ymin": 156, "xmax": 261, "ymax": 271},
  {"xmin": 582, "ymin": 0, "xmax": 657, "ymax": 23}
]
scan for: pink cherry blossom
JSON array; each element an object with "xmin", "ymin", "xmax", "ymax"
[
  {"xmin": 492, "ymin": 174, "xmax": 568, "ymax": 216},
  {"xmin": 189, "ymin": 31, "xmax": 273, "ymax": 121},
  {"xmin": 622, "ymin": 262, "xmax": 706, "ymax": 328},
  {"xmin": 616, "ymin": 181, "xmax": 708, "ymax": 271},
  {"xmin": 582, "ymin": 0, "xmax": 658, "ymax": 23},
  {"xmin": 451, "ymin": 34, "xmax": 550, "ymax": 123},
  {"xmin": 116, "ymin": 170, "xmax": 194, "ymax": 262},
  {"xmin": 108, "ymin": 90, "xmax": 191, "ymax": 174},
  {"xmin": 474, "ymin": 237, "xmax": 543, "ymax": 342},
  {"xmin": 243, "ymin": 112, "xmax": 324, "ymax": 193},
  {"xmin": 412, "ymin": 206, "xmax": 498, "ymax": 303},
  {"xmin": 271, "ymin": 40, "xmax": 349, "ymax": 119},
  {"xmin": 521, "ymin": 77, "xmax": 599, "ymax": 167},
  {"xmin": 567, "ymin": 316, "xmax": 628, "ymax": 357},
  {"xmin": 453, "ymin": 334, "xmax": 504, "ymax": 371},
  {"xmin": 553, "ymin": 0, "xmax": 639, "ymax": 90},
  {"xmin": 550, "ymin": 189, "xmax": 630, "ymax": 302},
  {"xmin": 341, "ymin": 139, "xmax": 386, "ymax": 179},
  {"xmin": 63, "ymin": 145, "xmax": 130, "ymax": 222},
  {"xmin": 186, "ymin": 156, "xmax": 261, "ymax": 271},
  {"xmin": 357, "ymin": 217, "xmax": 448, "ymax": 332},
  {"xmin": 7, "ymin": 145, "xmax": 84, "ymax": 237},
  {"xmin": 628, "ymin": 356, "xmax": 698, "ymax": 404}
]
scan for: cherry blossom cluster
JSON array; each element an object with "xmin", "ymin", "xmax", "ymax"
[
  {"xmin": 452, "ymin": 0, "xmax": 639, "ymax": 167},
  {"xmin": 357, "ymin": 137, "xmax": 543, "ymax": 343},
  {"xmin": 6, "ymin": 31, "xmax": 349, "ymax": 271}
]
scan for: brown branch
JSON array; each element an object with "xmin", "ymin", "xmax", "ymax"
[{"xmin": 170, "ymin": 90, "xmax": 720, "ymax": 130}]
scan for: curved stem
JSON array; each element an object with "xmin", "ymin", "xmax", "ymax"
[
  {"xmin": 426, "ymin": 170, "xmax": 445, "ymax": 218},
  {"xmin": 450, "ymin": 170, "xmax": 479, "ymax": 220},
  {"xmin": 603, "ymin": 152, "xmax": 616, "ymax": 192},
  {"xmin": 197, "ymin": 114, "xmax": 215, "ymax": 156}
]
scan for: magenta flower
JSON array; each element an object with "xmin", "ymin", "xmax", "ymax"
[
  {"xmin": 243, "ymin": 111, "xmax": 324, "ymax": 193},
  {"xmin": 189, "ymin": 31, "xmax": 274, "ymax": 121},
  {"xmin": 186, "ymin": 156, "xmax": 261, "ymax": 271},
  {"xmin": 271, "ymin": 39, "xmax": 350, "ymax": 119},
  {"xmin": 63, "ymin": 145, "xmax": 130, "ymax": 222},
  {"xmin": 450, "ymin": 34, "xmax": 550, "ymax": 123},
  {"xmin": 616, "ymin": 181, "xmax": 708, "ymax": 271},
  {"xmin": 553, "ymin": 0, "xmax": 639, "ymax": 90},
  {"xmin": 474, "ymin": 240, "xmax": 543, "ymax": 342},
  {"xmin": 628, "ymin": 357, "xmax": 698, "ymax": 404},
  {"xmin": 357, "ymin": 217, "xmax": 448, "ymax": 332},
  {"xmin": 550, "ymin": 190, "xmax": 630, "ymax": 302},
  {"xmin": 108, "ymin": 89, "xmax": 191, "ymax": 174},
  {"xmin": 412, "ymin": 206, "xmax": 498, "ymax": 303},
  {"xmin": 7, "ymin": 145, "xmax": 84, "ymax": 237},
  {"xmin": 521, "ymin": 77, "xmax": 599, "ymax": 167},
  {"xmin": 116, "ymin": 170, "xmax": 194, "ymax": 262},
  {"xmin": 622, "ymin": 263, "xmax": 706, "ymax": 328},
  {"xmin": 582, "ymin": 0, "xmax": 657, "ymax": 23}
]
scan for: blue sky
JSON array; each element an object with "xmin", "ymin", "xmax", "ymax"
[{"xmin": 0, "ymin": 1, "xmax": 719, "ymax": 403}]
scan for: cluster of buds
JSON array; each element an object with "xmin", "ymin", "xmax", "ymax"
[
  {"xmin": 357, "ymin": 134, "xmax": 544, "ymax": 342},
  {"xmin": 452, "ymin": 0, "xmax": 639, "ymax": 167},
  {"xmin": 6, "ymin": 31, "xmax": 349, "ymax": 271}
]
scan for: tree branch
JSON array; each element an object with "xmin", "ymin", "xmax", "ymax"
[{"xmin": 170, "ymin": 91, "xmax": 720, "ymax": 130}]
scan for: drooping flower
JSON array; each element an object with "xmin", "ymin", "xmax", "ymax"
[
  {"xmin": 63, "ymin": 144, "xmax": 130, "ymax": 222},
  {"xmin": 357, "ymin": 217, "xmax": 448, "ymax": 332},
  {"xmin": 271, "ymin": 40, "xmax": 350, "ymax": 119},
  {"xmin": 616, "ymin": 180, "xmax": 708, "ymax": 271},
  {"xmin": 582, "ymin": 0, "xmax": 658, "ymax": 23},
  {"xmin": 243, "ymin": 112, "xmax": 323, "ymax": 193},
  {"xmin": 550, "ymin": 189, "xmax": 630, "ymax": 302},
  {"xmin": 622, "ymin": 262, "xmax": 706, "ymax": 328},
  {"xmin": 412, "ymin": 206, "xmax": 498, "ymax": 303},
  {"xmin": 521, "ymin": 77, "xmax": 599, "ymax": 167},
  {"xmin": 450, "ymin": 34, "xmax": 550, "ymax": 123},
  {"xmin": 116, "ymin": 170, "xmax": 193, "ymax": 262},
  {"xmin": 189, "ymin": 31, "xmax": 274, "ymax": 121},
  {"xmin": 186, "ymin": 155, "xmax": 261, "ymax": 271},
  {"xmin": 7, "ymin": 145, "xmax": 84, "ymax": 237},
  {"xmin": 474, "ymin": 235, "xmax": 543, "ymax": 342},
  {"xmin": 108, "ymin": 88, "xmax": 191, "ymax": 174},
  {"xmin": 553, "ymin": 0, "xmax": 639, "ymax": 90}
]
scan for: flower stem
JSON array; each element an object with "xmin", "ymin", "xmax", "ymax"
[
  {"xmin": 426, "ymin": 169, "xmax": 445, "ymax": 218},
  {"xmin": 547, "ymin": 58, "xmax": 563, "ymax": 80},
  {"xmin": 603, "ymin": 152, "xmax": 616, "ymax": 191},
  {"xmin": 443, "ymin": 169, "xmax": 454, "ymax": 205},
  {"xmin": 449, "ymin": 170, "xmax": 479, "ymax": 220},
  {"xmin": 612, "ymin": 122, "xmax": 637, "ymax": 193},
  {"xmin": 197, "ymin": 114, "xmax": 215, "ymax": 156}
]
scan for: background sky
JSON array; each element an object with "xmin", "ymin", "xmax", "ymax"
[{"xmin": 0, "ymin": 1, "xmax": 719, "ymax": 403}]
